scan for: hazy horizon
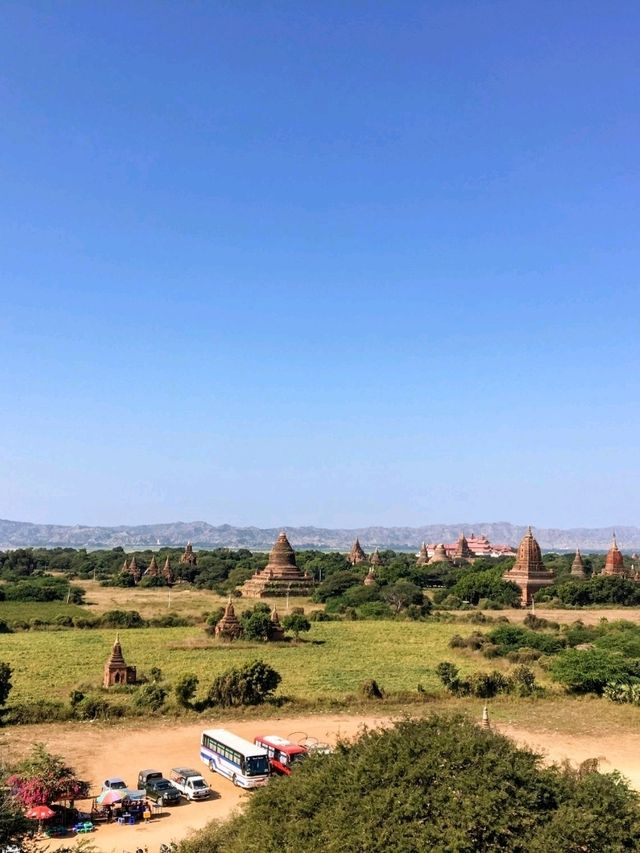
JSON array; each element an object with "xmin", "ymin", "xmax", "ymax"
[{"xmin": 2, "ymin": 3, "xmax": 639, "ymax": 529}]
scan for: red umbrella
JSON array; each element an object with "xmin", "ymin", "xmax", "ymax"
[{"xmin": 26, "ymin": 805, "xmax": 55, "ymax": 820}]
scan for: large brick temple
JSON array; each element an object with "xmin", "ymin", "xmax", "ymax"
[
  {"xmin": 240, "ymin": 531, "xmax": 315, "ymax": 598},
  {"xmin": 502, "ymin": 527, "xmax": 554, "ymax": 605}
]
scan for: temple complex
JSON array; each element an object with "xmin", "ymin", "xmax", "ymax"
[
  {"xmin": 416, "ymin": 542, "xmax": 429, "ymax": 566},
  {"xmin": 570, "ymin": 548, "xmax": 586, "ymax": 579},
  {"xmin": 420, "ymin": 534, "xmax": 515, "ymax": 560},
  {"xmin": 429, "ymin": 543, "xmax": 452, "ymax": 565},
  {"xmin": 103, "ymin": 635, "xmax": 137, "ymax": 688},
  {"xmin": 214, "ymin": 598, "xmax": 243, "ymax": 640},
  {"xmin": 503, "ymin": 527, "xmax": 554, "ymax": 605},
  {"xmin": 602, "ymin": 535, "xmax": 625, "ymax": 576},
  {"xmin": 180, "ymin": 542, "xmax": 197, "ymax": 566},
  {"xmin": 269, "ymin": 606, "xmax": 285, "ymax": 641},
  {"xmin": 453, "ymin": 532, "xmax": 474, "ymax": 562},
  {"xmin": 348, "ymin": 538, "xmax": 367, "ymax": 565},
  {"xmin": 240, "ymin": 531, "xmax": 315, "ymax": 598}
]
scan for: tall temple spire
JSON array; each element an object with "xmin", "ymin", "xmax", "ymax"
[
  {"xmin": 416, "ymin": 542, "xmax": 429, "ymax": 566},
  {"xmin": 570, "ymin": 548, "xmax": 586, "ymax": 579},
  {"xmin": 348, "ymin": 538, "xmax": 367, "ymax": 565},
  {"xmin": 241, "ymin": 531, "xmax": 314, "ymax": 598},
  {"xmin": 502, "ymin": 527, "xmax": 554, "ymax": 605},
  {"xmin": 602, "ymin": 534, "xmax": 625, "ymax": 576}
]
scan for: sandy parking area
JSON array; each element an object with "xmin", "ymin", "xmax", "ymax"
[{"xmin": 5, "ymin": 711, "xmax": 640, "ymax": 852}]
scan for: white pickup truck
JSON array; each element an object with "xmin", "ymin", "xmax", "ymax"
[{"xmin": 169, "ymin": 767, "xmax": 212, "ymax": 801}]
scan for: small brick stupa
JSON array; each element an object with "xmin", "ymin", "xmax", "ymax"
[
  {"xmin": 269, "ymin": 606, "xmax": 285, "ymax": 641},
  {"xmin": 180, "ymin": 542, "xmax": 197, "ymax": 566},
  {"xmin": 570, "ymin": 548, "xmax": 586, "ymax": 579},
  {"xmin": 369, "ymin": 548, "xmax": 382, "ymax": 567},
  {"xmin": 453, "ymin": 532, "xmax": 474, "ymax": 562},
  {"xmin": 103, "ymin": 635, "xmax": 137, "ymax": 687},
  {"xmin": 214, "ymin": 598, "xmax": 243, "ymax": 640},
  {"xmin": 416, "ymin": 542, "xmax": 429, "ymax": 566},
  {"xmin": 128, "ymin": 556, "xmax": 141, "ymax": 583},
  {"xmin": 429, "ymin": 543, "xmax": 451, "ymax": 565},
  {"xmin": 363, "ymin": 566, "xmax": 377, "ymax": 586},
  {"xmin": 240, "ymin": 532, "xmax": 314, "ymax": 598},
  {"xmin": 162, "ymin": 556, "xmax": 174, "ymax": 585},
  {"xmin": 348, "ymin": 538, "xmax": 367, "ymax": 565},
  {"xmin": 602, "ymin": 535, "xmax": 625, "ymax": 576},
  {"xmin": 503, "ymin": 527, "xmax": 554, "ymax": 605},
  {"xmin": 144, "ymin": 555, "xmax": 159, "ymax": 579}
]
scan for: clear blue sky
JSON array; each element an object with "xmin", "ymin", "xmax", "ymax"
[{"xmin": 1, "ymin": 1, "xmax": 639, "ymax": 529}]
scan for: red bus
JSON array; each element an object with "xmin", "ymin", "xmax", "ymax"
[{"xmin": 254, "ymin": 735, "xmax": 308, "ymax": 776}]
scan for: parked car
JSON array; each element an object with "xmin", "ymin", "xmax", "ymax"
[
  {"xmin": 144, "ymin": 778, "xmax": 181, "ymax": 806},
  {"xmin": 137, "ymin": 769, "xmax": 163, "ymax": 789},
  {"xmin": 102, "ymin": 777, "xmax": 128, "ymax": 791},
  {"xmin": 101, "ymin": 777, "xmax": 144, "ymax": 802},
  {"xmin": 169, "ymin": 768, "xmax": 212, "ymax": 801}
]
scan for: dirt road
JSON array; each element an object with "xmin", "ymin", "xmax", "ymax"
[{"xmin": 6, "ymin": 711, "xmax": 640, "ymax": 852}]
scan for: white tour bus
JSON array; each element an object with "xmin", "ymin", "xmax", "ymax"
[{"xmin": 200, "ymin": 728, "xmax": 270, "ymax": 789}]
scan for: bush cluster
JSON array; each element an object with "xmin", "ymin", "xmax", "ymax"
[{"xmin": 435, "ymin": 661, "xmax": 540, "ymax": 698}]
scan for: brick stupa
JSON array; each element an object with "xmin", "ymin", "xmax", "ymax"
[
  {"xmin": 214, "ymin": 598, "xmax": 242, "ymax": 640},
  {"xmin": 180, "ymin": 542, "xmax": 197, "ymax": 566},
  {"xmin": 570, "ymin": 548, "xmax": 586, "ymax": 579},
  {"xmin": 363, "ymin": 566, "xmax": 377, "ymax": 586},
  {"xmin": 348, "ymin": 538, "xmax": 367, "ymax": 565},
  {"xmin": 602, "ymin": 535, "xmax": 625, "ymax": 576},
  {"xmin": 240, "ymin": 532, "xmax": 314, "ymax": 598},
  {"xmin": 103, "ymin": 635, "xmax": 137, "ymax": 688},
  {"xmin": 162, "ymin": 556, "xmax": 174, "ymax": 585},
  {"xmin": 429, "ymin": 543, "xmax": 451, "ymax": 565},
  {"xmin": 503, "ymin": 527, "xmax": 554, "ymax": 605},
  {"xmin": 453, "ymin": 532, "xmax": 474, "ymax": 562},
  {"xmin": 416, "ymin": 542, "xmax": 429, "ymax": 566},
  {"xmin": 144, "ymin": 555, "xmax": 159, "ymax": 578}
]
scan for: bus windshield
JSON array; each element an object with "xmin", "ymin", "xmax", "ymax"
[{"xmin": 244, "ymin": 755, "xmax": 269, "ymax": 777}]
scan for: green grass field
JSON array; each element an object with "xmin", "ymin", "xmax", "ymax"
[
  {"xmin": 0, "ymin": 621, "xmax": 502, "ymax": 704},
  {"xmin": 0, "ymin": 601, "xmax": 91, "ymax": 623}
]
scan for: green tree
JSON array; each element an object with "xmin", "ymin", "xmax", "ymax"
[
  {"xmin": 381, "ymin": 580, "xmax": 424, "ymax": 614},
  {"xmin": 0, "ymin": 663, "xmax": 13, "ymax": 712},
  {"xmin": 175, "ymin": 674, "xmax": 199, "ymax": 708},
  {"xmin": 549, "ymin": 648, "xmax": 639, "ymax": 694},
  {"xmin": 282, "ymin": 613, "xmax": 311, "ymax": 639},
  {"xmin": 178, "ymin": 715, "xmax": 640, "ymax": 853},
  {"xmin": 207, "ymin": 660, "xmax": 281, "ymax": 707},
  {"xmin": 241, "ymin": 604, "xmax": 272, "ymax": 641},
  {"xmin": 0, "ymin": 787, "xmax": 30, "ymax": 847}
]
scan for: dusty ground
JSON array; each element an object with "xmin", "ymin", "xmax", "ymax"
[
  {"xmin": 480, "ymin": 607, "xmax": 640, "ymax": 625},
  {"xmin": 5, "ymin": 710, "xmax": 640, "ymax": 853}
]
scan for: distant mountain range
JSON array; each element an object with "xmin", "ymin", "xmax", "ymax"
[{"xmin": 0, "ymin": 518, "xmax": 637, "ymax": 552}]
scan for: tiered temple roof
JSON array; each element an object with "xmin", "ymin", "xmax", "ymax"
[
  {"xmin": 429, "ymin": 543, "xmax": 451, "ymax": 565},
  {"xmin": 369, "ymin": 549, "xmax": 382, "ymax": 566},
  {"xmin": 363, "ymin": 566, "xmax": 377, "ymax": 586},
  {"xmin": 103, "ymin": 635, "xmax": 136, "ymax": 687},
  {"xmin": 348, "ymin": 538, "xmax": 367, "ymax": 565},
  {"xmin": 270, "ymin": 606, "xmax": 285, "ymax": 641},
  {"xmin": 416, "ymin": 542, "xmax": 429, "ymax": 566},
  {"xmin": 240, "ymin": 532, "xmax": 315, "ymax": 598},
  {"xmin": 570, "ymin": 548, "xmax": 586, "ymax": 579},
  {"xmin": 128, "ymin": 556, "xmax": 141, "ymax": 583},
  {"xmin": 144, "ymin": 555, "xmax": 159, "ymax": 578},
  {"xmin": 602, "ymin": 535, "xmax": 625, "ymax": 576},
  {"xmin": 214, "ymin": 598, "xmax": 243, "ymax": 640},
  {"xmin": 503, "ymin": 527, "xmax": 554, "ymax": 605},
  {"xmin": 180, "ymin": 542, "xmax": 197, "ymax": 566},
  {"xmin": 453, "ymin": 532, "xmax": 474, "ymax": 562},
  {"xmin": 162, "ymin": 556, "xmax": 174, "ymax": 584}
]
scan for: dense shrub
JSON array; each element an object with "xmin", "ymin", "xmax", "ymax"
[
  {"xmin": 3, "ymin": 701, "xmax": 70, "ymax": 725},
  {"xmin": 133, "ymin": 683, "xmax": 167, "ymax": 711},
  {"xmin": 447, "ymin": 569, "xmax": 520, "ymax": 607},
  {"xmin": 0, "ymin": 620, "xmax": 12, "ymax": 634},
  {"xmin": 538, "ymin": 575, "xmax": 640, "ymax": 607},
  {"xmin": 360, "ymin": 679, "xmax": 384, "ymax": 699},
  {"xmin": 241, "ymin": 603, "xmax": 273, "ymax": 641},
  {"xmin": 178, "ymin": 715, "xmax": 640, "ymax": 852},
  {"xmin": 175, "ymin": 674, "xmax": 199, "ymax": 708},
  {"xmin": 99, "ymin": 609, "xmax": 146, "ymax": 628},
  {"xmin": 207, "ymin": 660, "xmax": 281, "ymax": 707},
  {"xmin": 549, "ymin": 649, "xmax": 640, "ymax": 695},
  {"xmin": 487, "ymin": 625, "xmax": 565, "ymax": 655},
  {"xmin": 435, "ymin": 661, "xmax": 539, "ymax": 698},
  {"xmin": 149, "ymin": 613, "xmax": 192, "ymax": 627}
]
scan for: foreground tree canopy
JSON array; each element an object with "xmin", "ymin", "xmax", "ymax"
[{"xmin": 180, "ymin": 715, "xmax": 640, "ymax": 853}]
